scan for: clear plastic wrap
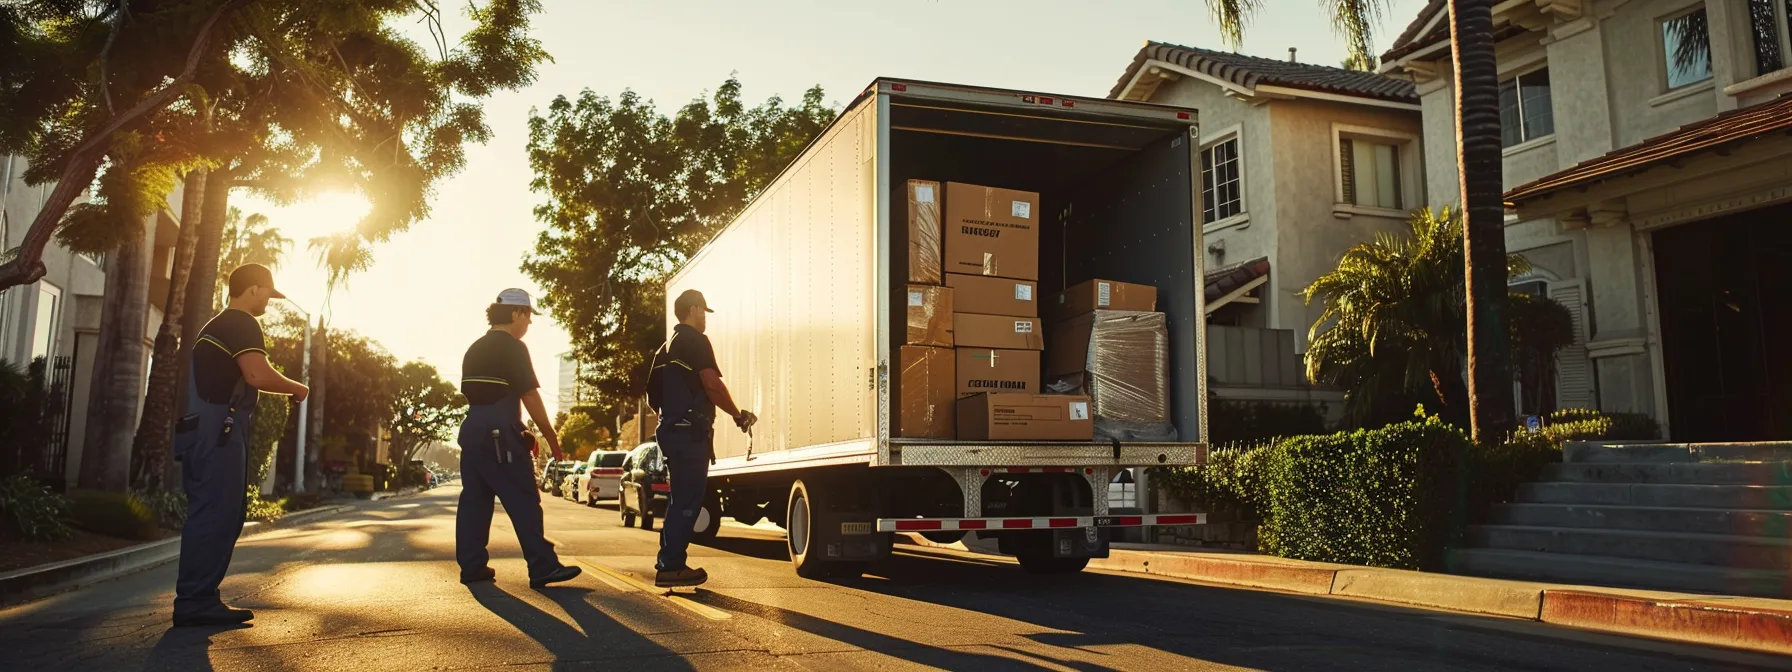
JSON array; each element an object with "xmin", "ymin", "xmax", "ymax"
[
  {"xmin": 1045, "ymin": 310, "xmax": 1177, "ymax": 442},
  {"xmin": 907, "ymin": 180, "xmax": 942, "ymax": 283},
  {"xmin": 905, "ymin": 284, "xmax": 954, "ymax": 347}
]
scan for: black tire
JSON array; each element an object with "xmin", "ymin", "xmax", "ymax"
[
  {"xmin": 585, "ymin": 489, "xmax": 599, "ymax": 507},
  {"xmin": 1016, "ymin": 553, "xmax": 1089, "ymax": 574},
  {"xmin": 621, "ymin": 503, "xmax": 636, "ymax": 528},
  {"xmin": 787, "ymin": 480, "xmax": 863, "ymax": 579},
  {"xmin": 692, "ymin": 497, "xmax": 723, "ymax": 544},
  {"xmin": 921, "ymin": 530, "xmax": 967, "ymax": 545},
  {"xmin": 639, "ymin": 489, "xmax": 656, "ymax": 531}
]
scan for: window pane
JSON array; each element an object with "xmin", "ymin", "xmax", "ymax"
[
  {"xmin": 1519, "ymin": 69, "xmax": 1554, "ymax": 141},
  {"xmin": 1499, "ymin": 78, "xmax": 1523, "ymax": 148},
  {"xmin": 31, "ymin": 288, "xmax": 56, "ymax": 361},
  {"xmin": 1352, "ymin": 140, "xmax": 1377, "ymax": 206},
  {"xmin": 1663, "ymin": 9, "xmax": 1713, "ymax": 89},
  {"xmin": 1201, "ymin": 146, "xmax": 1217, "ymax": 223},
  {"xmin": 1750, "ymin": 0, "xmax": 1783, "ymax": 75},
  {"xmin": 1201, "ymin": 138, "xmax": 1243, "ymax": 222},
  {"xmin": 1374, "ymin": 144, "xmax": 1398, "ymax": 209}
]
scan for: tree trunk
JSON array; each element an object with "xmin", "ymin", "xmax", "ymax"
[
  {"xmin": 130, "ymin": 169, "xmax": 207, "ymax": 491},
  {"xmin": 1449, "ymin": 0, "xmax": 1517, "ymax": 445},
  {"xmin": 174, "ymin": 173, "xmax": 233, "ymax": 410},
  {"xmin": 80, "ymin": 213, "xmax": 155, "ymax": 492}
]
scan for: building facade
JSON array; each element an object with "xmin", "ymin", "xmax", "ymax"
[
  {"xmin": 557, "ymin": 351, "xmax": 583, "ymax": 413},
  {"xmin": 1383, "ymin": 0, "xmax": 1792, "ymax": 441},
  {"xmin": 1110, "ymin": 43, "xmax": 1427, "ymax": 417}
]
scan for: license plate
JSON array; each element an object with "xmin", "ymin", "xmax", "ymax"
[{"xmin": 840, "ymin": 522, "xmax": 873, "ymax": 535}]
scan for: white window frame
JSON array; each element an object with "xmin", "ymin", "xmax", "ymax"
[
  {"xmin": 1331, "ymin": 123, "xmax": 1421, "ymax": 218},
  {"xmin": 1498, "ymin": 63, "xmax": 1556, "ymax": 149},
  {"xmin": 1658, "ymin": 4, "xmax": 1714, "ymax": 92},
  {"xmin": 29, "ymin": 281, "xmax": 62, "ymax": 363},
  {"xmin": 1200, "ymin": 124, "xmax": 1248, "ymax": 231}
]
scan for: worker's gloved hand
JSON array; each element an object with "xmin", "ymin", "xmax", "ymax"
[{"xmin": 735, "ymin": 410, "xmax": 758, "ymax": 432}]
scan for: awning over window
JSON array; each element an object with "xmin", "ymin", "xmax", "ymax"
[{"xmin": 1205, "ymin": 256, "xmax": 1270, "ymax": 313}]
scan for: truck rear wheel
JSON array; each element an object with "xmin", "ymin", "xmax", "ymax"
[
  {"xmin": 787, "ymin": 479, "xmax": 865, "ymax": 579},
  {"xmin": 1017, "ymin": 553, "xmax": 1090, "ymax": 574},
  {"xmin": 692, "ymin": 497, "xmax": 723, "ymax": 544}
]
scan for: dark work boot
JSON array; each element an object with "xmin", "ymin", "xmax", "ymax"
[
  {"xmin": 460, "ymin": 566, "xmax": 496, "ymax": 584},
  {"xmin": 654, "ymin": 567, "xmax": 708, "ymax": 588},
  {"xmin": 529, "ymin": 564, "xmax": 581, "ymax": 589},
  {"xmin": 172, "ymin": 603, "xmax": 255, "ymax": 627}
]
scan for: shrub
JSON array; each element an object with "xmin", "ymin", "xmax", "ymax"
[
  {"xmin": 278, "ymin": 492, "xmax": 323, "ymax": 513},
  {"xmin": 0, "ymin": 474, "xmax": 73, "ymax": 542},
  {"xmin": 1255, "ymin": 415, "xmax": 1471, "ymax": 570},
  {"xmin": 245, "ymin": 486, "xmax": 285, "ymax": 522},
  {"xmin": 135, "ymin": 488, "xmax": 187, "ymax": 529},
  {"xmin": 68, "ymin": 490, "xmax": 161, "ymax": 540},
  {"xmin": 1549, "ymin": 409, "xmax": 1660, "ymax": 441},
  {"xmin": 249, "ymin": 393, "xmax": 290, "ymax": 489}
]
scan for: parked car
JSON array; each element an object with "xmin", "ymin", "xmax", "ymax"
[
  {"xmin": 577, "ymin": 451, "xmax": 629, "ymax": 506},
  {"xmin": 560, "ymin": 463, "xmax": 589, "ymax": 502},
  {"xmin": 616, "ymin": 442, "xmax": 721, "ymax": 542},
  {"xmin": 540, "ymin": 460, "xmax": 577, "ymax": 495}
]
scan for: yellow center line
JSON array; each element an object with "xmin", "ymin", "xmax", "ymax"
[
  {"xmin": 572, "ymin": 557, "xmax": 731, "ymax": 621},
  {"xmin": 573, "ymin": 558, "xmax": 639, "ymax": 593}
]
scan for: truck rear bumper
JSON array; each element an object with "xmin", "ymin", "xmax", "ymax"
[
  {"xmin": 887, "ymin": 441, "xmax": 1205, "ymax": 467},
  {"xmin": 876, "ymin": 513, "xmax": 1206, "ymax": 532}
]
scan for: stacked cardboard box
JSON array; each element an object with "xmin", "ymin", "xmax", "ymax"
[
  {"xmin": 1045, "ymin": 279, "xmax": 1176, "ymax": 442},
  {"xmin": 958, "ymin": 393, "xmax": 1094, "ymax": 441},
  {"xmin": 899, "ymin": 180, "xmax": 955, "ymax": 438},
  {"xmin": 943, "ymin": 182, "xmax": 1045, "ymax": 423}
]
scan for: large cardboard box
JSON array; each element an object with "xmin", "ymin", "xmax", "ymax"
[
  {"xmin": 1052, "ymin": 279, "xmax": 1157, "ymax": 322},
  {"xmin": 906, "ymin": 285, "xmax": 954, "ymax": 347},
  {"xmin": 907, "ymin": 180, "xmax": 942, "ymax": 283},
  {"xmin": 945, "ymin": 273, "xmax": 1037, "ymax": 317},
  {"xmin": 957, "ymin": 393, "xmax": 1094, "ymax": 441},
  {"xmin": 954, "ymin": 313, "xmax": 1043, "ymax": 350},
  {"xmin": 955, "ymin": 348, "xmax": 1041, "ymax": 397},
  {"xmin": 943, "ymin": 182, "xmax": 1040, "ymax": 281},
  {"xmin": 898, "ymin": 346, "xmax": 955, "ymax": 438}
]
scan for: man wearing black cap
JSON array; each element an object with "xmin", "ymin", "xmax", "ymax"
[
  {"xmin": 172, "ymin": 264, "xmax": 309, "ymax": 627},
  {"xmin": 647, "ymin": 289, "xmax": 755, "ymax": 587},
  {"xmin": 454, "ymin": 288, "xmax": 581, "ymax": 589}
]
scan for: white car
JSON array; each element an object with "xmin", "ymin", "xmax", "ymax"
[{"xmin": 577, "ymin": 451, "xmax": 629, "ymax": 506}]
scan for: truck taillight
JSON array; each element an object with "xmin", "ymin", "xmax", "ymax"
[
  {"xmin": 891, "ymin": 83, "xmax": 907, "ymax": 92},
  {"xmin": 1177, "ymin": 111, "xmax": 1191, "ymax": 120}
]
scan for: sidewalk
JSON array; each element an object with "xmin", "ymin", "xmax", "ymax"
[{"xmin": 901, "ymin": 535, "xmax": 1792, "ymax": 656}]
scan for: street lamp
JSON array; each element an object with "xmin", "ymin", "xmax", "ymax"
[{"xmin": 282, "ymin": 298, "xmax": 314, "ymax": 493}]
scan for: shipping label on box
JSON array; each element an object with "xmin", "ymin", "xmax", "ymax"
[
  {"xmin": 1053, "ymin": 278, "xmax": 1157, "ymax": 321},
  {"xmin": 908, "ymin": 180, "xmax": 942, "ymax": 284},
  {"xmin": 943, "ymin": 182, "xmax": 1040, "ymax": 281},
  {"xmin": 957, "ymin": 393, "xmax": 1094, "ymax": 441},
  {"xmin": 945, "ymin": 273, "xmax": 1037, "ymax": 317},
  {"xmin": 954, "ymin": 313, "xmax": 1044, "ymax": 350},
  {"xmin": 954, "ymin": 348, "xmax": 1041, "ymax": 398},
  {"xmin": 906, "ymin": 284, "xmax": 954, "ymax": 347},
  {"xmin": 899, "ymin": 346, "xmax": 955, "ymax": 438}
]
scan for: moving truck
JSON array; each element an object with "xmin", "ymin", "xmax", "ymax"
[{"xmin": 666, "ymin": 78, "xmax": 1210, "ymax": 577}]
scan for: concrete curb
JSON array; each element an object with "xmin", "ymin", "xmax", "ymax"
[
  {"xmin": 0, "ymin": 503, "xmax": 356, "ymax": 606},
  {"xmin": 901, "ymin": 534, "xmax": 1792, "ymax": 656}
]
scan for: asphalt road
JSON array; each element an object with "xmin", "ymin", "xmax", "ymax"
[{"xmin": 2, "ymin": 483, "xmax": 1787, "ymax": 671}]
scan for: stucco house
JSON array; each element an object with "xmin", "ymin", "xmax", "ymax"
[
  {"xmin": 1383, "ymin": 0, "xmax": 1792, "ymax": 442},
  {"xmin": 1109, "ymin": 42, "xmax": 1427, "ymax": 416}
]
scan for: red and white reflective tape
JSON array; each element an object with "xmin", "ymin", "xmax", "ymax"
[{"xmin": 877, "ymin": 513, "xmax": 1206, "ymax": 532}]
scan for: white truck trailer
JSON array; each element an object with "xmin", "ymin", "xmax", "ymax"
[{"xmin": 666, "ymin": 78, "xmax": 1209, "ymax": 577}]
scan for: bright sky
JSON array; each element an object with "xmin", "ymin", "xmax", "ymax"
[{"xmin": 239, "ymin": 0, "xmax": 1428, "ymax": 417}]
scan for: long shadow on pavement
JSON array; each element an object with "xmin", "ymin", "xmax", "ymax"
[
  {"xmin": 141, "ymin": 623, "xmax": 248, "ymax": 672},
  {"xmin": 467, "ymin": 583, "xmax": 695, "ymax": 671}
]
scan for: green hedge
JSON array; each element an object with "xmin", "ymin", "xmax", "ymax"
[
  {"xmin": 1159, "ymin": 408, "xmax": 1661, "ymax": 570},
  {"xmin": 0, "ymin": 474, "xmax": 73, "ymax": 542}
]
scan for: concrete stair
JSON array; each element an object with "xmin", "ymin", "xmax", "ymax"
[{"xmin": 1452, "ymin": 441, "xmax": 1792, "ymax": 598}]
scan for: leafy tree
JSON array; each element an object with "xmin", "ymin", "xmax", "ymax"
[
  {"xmin": 318, "ymin": 329, "xmax": 397, "ymax": 474},
  {"xmin": 556, "ymin": 408, "xmax": 606, "ymax": 459},
  {"xmin": 1305, "ymin": 208, "xmax": 1568, "ymax": 429},
  {"xmin": 1196, "ymin": 0, "xmax": 1516, "ymax": 443},
  {"xmin": 386, "ymin": 361, "xmax": 465, "ymax": 489},
  {"xmin": 523, "ymin": 77, "xmax": 833, "ymax": 427}
]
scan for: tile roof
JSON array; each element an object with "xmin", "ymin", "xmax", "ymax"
[
  {"xmin": 1205, "ymin": 256, "xmax": 1271, "ymax": 304},
  {"xmin": 1111, "ymin": 41, "xmax": 1418, "ymax": 104},
  {"xmin": 1381, "ymin": 0, "xmax": 1449, "ymax": 64},
  {"xmin": 1505, "ymin": 94, "xmax": 1792, "ymax": 205}
]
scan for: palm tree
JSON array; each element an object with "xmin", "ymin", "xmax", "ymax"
[
  {"xmin": 214, "ymin": 209, "xmax": 293, "ymax": 312},
  {"xmin": 1304, "ymin": 207, "xmax": 1530, "ymax": 428},
  {"xmin": 128, "ymin": 168, "xmax": 208, "ymax": 491},
  {"xmin": 1197, "ymin": 0, "xmax": 1516, "ymax": 443},
  {"xmin": 303, "ymin": 231, "xmax": 375, "ymax": 489},
  {"xmin": 81, "ymin": 215, "xmax": 156, "ymax": 492}
]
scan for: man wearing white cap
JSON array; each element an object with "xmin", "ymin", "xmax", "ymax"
[{"xmin": 454, "ymin": 288, "xmax": 580, "ymax": 588}]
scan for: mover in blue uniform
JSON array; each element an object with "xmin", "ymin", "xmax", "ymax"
[
  {"xmin": 455, "ymin": 288, "xmax": 581, "ymax": 588},
  {"xmin": 172, "ymin": 264, "xmax": 309, "ymax": 627},
  {"xmin": 648, "ymin": 289, "xmax": 755, "ymax": 588}
]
